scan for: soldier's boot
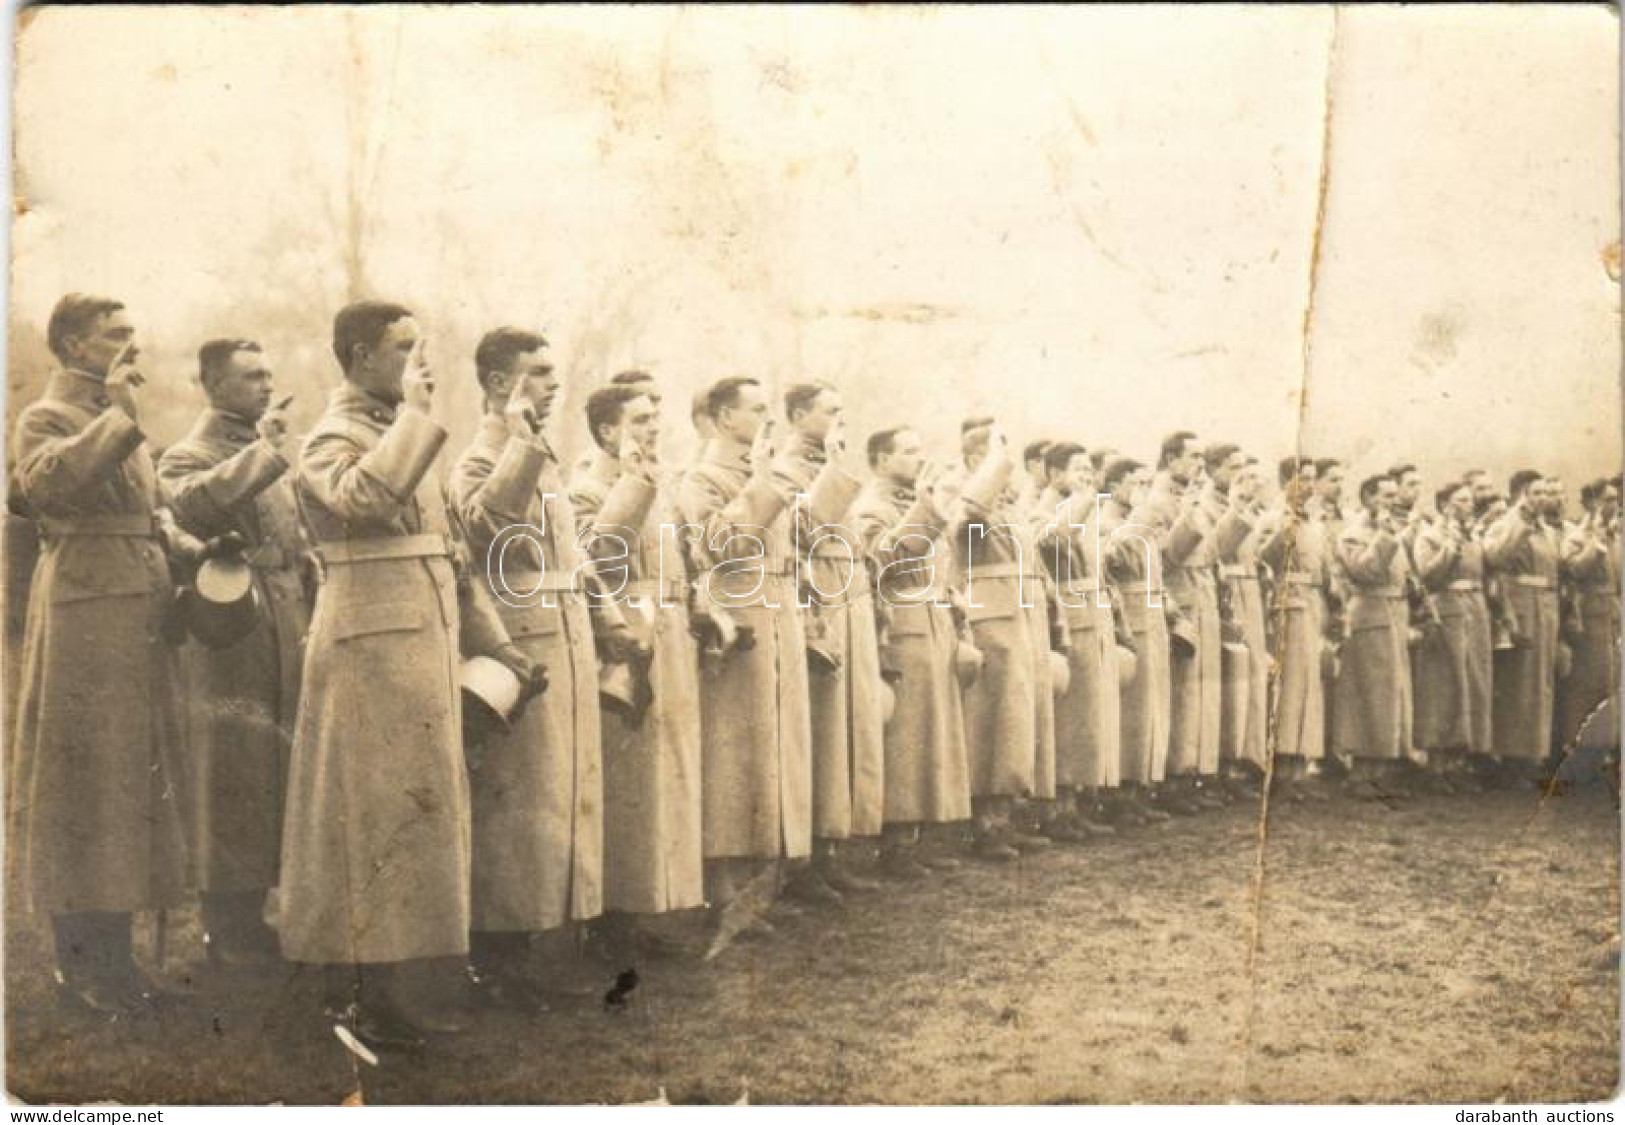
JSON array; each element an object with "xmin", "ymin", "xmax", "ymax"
[
  {"xmin": 350, "ymin": 964, "xmax": 427, "ymax": 1051},
  {"xmin": 971, "ymin": 832, "xmax": 1020, "ymax": 863},
  {"xmin": 783, "ymin": 861, "xmax": 845, "ymax": 910},
  {"xmin": 1071, "ymin": 800, "xmax": 1119, "ymax": 838},
  {"xmin": 1122, "ymin": 788, "xmax": 1172, "ymax": 823},
  {"xmin": 876, "ymin": 845, "xmax": 932, "ymax": 881},
  {"xmin": 52, "ymin": 911, "xmax": 145, "ymax": 1017},
  {"xmin": 202, "ymin": 889, "xmax": 280, "ymax": 970},
  {"xmin": 820, "ymin": 859, "xmax": 882, "ymax": 894},
  {"xmin": 1190, "ymin": 777, "xmax": 1228, "ymax": 809},
  {"xmin": 1155, "ymin": 781, "xmax": 1201, "ymax": 816}
]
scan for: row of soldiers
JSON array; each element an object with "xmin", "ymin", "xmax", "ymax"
[{"xmin": 8, "ymin": 293, "xmax": 1620, "ymax": 1049}]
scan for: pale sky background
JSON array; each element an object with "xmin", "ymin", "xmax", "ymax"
[{"xmin": 9, "ymin": 5, "xmax": 1621, "ymax": 495}]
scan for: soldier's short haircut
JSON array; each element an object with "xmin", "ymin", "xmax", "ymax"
[
  {"xmin": 1278, "ymin": 455, "xmax": 1313, "ymax": 485},
  {"xmin": 1508, "ymin": 469, "xmax": 1542, "ymax": 500},
  {"xmin": 1389, "ymin": 462, "xmax": 1419, "ymax": 480},
  {"xmin": 1043, "ymin": 441, "xmax": 1089, "ymax": 479},
  {"xmin": 1090, "ymin": 447, "xmax": 1117, "ymax": 471},
  {"xmin": 1358, "ymin": 473, "xmax": 1393, "ymax": 505},
  {"xmin": 1158, "ymin": 430, "xmax": 1198, "ymax": 468},
  {"xmin": 46, "ymin": 293, "xmax": 126, "ymax": 364},
  {"xmin": 783, "ymin": 381, "xmax": 834, "ymax": 421},
  {"xmin": 584, "ymin": 385, "xmax": 644, "ymax": 451},
  {"xmin": 474, "ymin": 327, "xmax": 548, "ymax": 387},
  {"xmin": 611, "ymin": 369, "xmax": 655, "ymax": 388},
  {"xmin": 1434, "ymin": 481, "xmax": 1467, "ymax": 511},
  {"xmin": 1314, "ymin": 457, "xmax": 1343, "ymax": 476},
  {"xmin": 691, "ymin": 387, "xmax": 711, "ymax": 426},
  {"xmin": 1579, "ymin": 480, "xmax": 1600, "ymax": 508},
  {"xmin": 867, "ymin": 427, "xmax": 911, "ymax": 469},
  {"xmin": 1024, "ymin": 439, "xmax": 1053, "ymax": 466},
  {"xmin": 1102, "ymin": 456, "xmax": 1143, "ymax": 492},
  {"xmin": 1202, "ymin": 442, "xmax": 1240, "ymax": 474},
  {"xmin": 198, "ymin": 338, "xmax": 263, "ymax": 391},
  {"xmin": 331, "ymin": 300, "xmax": 413, "ymax": 372},
  {"xmin": 704, "ymin": 376, "xmax": 760, "ymax": 419}
]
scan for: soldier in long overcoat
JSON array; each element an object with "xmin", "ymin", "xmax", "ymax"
[
  {"xmin": 448, "ymin": 328, "xmax": 615, "ymax": 999},
  {"xmin": 570, "ymin": 381, "xmax": 704, "ymax": 948},
  {"xmin": 1333, "ymin": 474, "xmax": 1415, "ymax": 774},
  {"xmin": 1034, "ymin": 443, "xmax": 1121, "ymax": 835},
  {"xmin": 10, "ymin": 294, "xmax": 190, "ymax": 1014},
  {"xmin": 278, "ymin": 303, "xmax": 528, "ymax": 1042},
  {"xmin": 677, "ymin": 377, "xmax": 813, "ymax": 908},
  {"xmin": 952, "ymin": 419, "xmax": 1050, "ymax": 860},
  {"xmin": 850, "ymin": 427, "xmax": 973, "ymax": 879},
  {"xmin": 1100, "ymin": 457, "xmax": 1172, "ymax": 818},
  {"xmin": 157, "ymin": 338, "xmax": 309, "ymax": 966},
  {"xmin": 1258, "ymin": 458, "xmax": 1331, "ymax": 775},
  {"xmin": 1556, "ymin": 479, "xmax": 1620, "ymax": 754},
  {"xmin": 778, "ymin": 384, "xmax": 885, "ymax": 902},
  {"xmin": 1484, "ymin": 472, "xmax": 1562, "ymax": 767},
  {"xmin": 1412, "ymin": 482, "xmax": 1493, "ymax": 761},
  {"xmin": 1211, "ymin": 455, "xmax": 1269, "ymax": 777},
  {"xmin": 1140, "ymin": 434, "xmax": 1223, "ymax": 791}
]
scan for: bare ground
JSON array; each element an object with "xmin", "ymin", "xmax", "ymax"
[{"xmin": 5, "ymin": 782, "xmax": 1618, "ymax": 1105}]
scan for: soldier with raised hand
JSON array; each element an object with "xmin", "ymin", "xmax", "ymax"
[
  {"xmin": 11, "ymin": 294, "xmax": 192, "ymax": 1016},
  {"xmin": 1258, "ymin": 456, "xmax": 1332, "ymax": 791},
  {"xmin": 279, "ymin": 302, "xmax": 532, "ymax": 1047},
  {"xmin": 1412, "ymin": 480, "xmax": 1494, "ymax": 781},
  {"xmin": 1210, "ymin": 450, "xmax": 1269, "ymax": 792},
  {"xmin": 677, "ymin": 377, "xmax": 813, "ymax": 924},
  {"xmin": 449, "ymin": 327, "xmax": 617, "ymax": 1005},
  {"xmin": 1139, "ymin": 431, "xmax": 1224, "ymax": 811},
  {"xmin": 1484, "ymin": 471, "xmax": 1563, "ymax": 778},
  {"xmin": 779, "ymin": 383, "xmax": 886, "ymax": 902},
  {"xmin": 1555, "ymin": 477, "xmax": 1621, "ymax": 756},
  {"xmin": 849, "ymin": 429, "xmax": 974, "ymax": 878},
  {"xmin": 571, "ymin": 379, "xmax": 705, "ymax": 959},
  {"xmin": 1332, "ymin": 473, "xmax": 1416, "ymax": 792},
  {"xmin": 953, "ymin": 417, "xmax": 1051, "ymax": 861},
  {"xmin": 157, "ymin": 338, "xmax": 309, "ymax": 970},
  {"xmin": 1098, "ymin": 456, "xmax": 1172, "ymax": 822},
  {"xmin": 1034, "ymin": 441, "xmax": 1121, "ymax": 838}
]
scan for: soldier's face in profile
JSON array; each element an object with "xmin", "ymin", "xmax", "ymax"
[
  {"xmin": 1319, "ymin": 466, "xmax": 1344, "ymax": 502},
  {"xmin": 1064, "ymin": 454, "xmax": 1093, "ymax": 498},
  {"xmin": 1235, "ymin": 463, "xmax": 1261, "ymax": 501},
  {"xmin": 1599, "ymin": 486, "xmax": 1620, "ymax": 521},
  {"xmin": 796, "ymin": 390, "xmax": 842, "ymax": 441},
  {"xmin": 1373, "ymin": 480, "xmax": 1399, "ymax": 514},
  {"xmin": 355, "ymin": 315, "xmax": 420, "ymax": 401},
  {"xmin": 623, "ymin": 393, "xmax": 658, "ymax": 452},
  {"xmin": 212, "ymin": 349, "xmax": 275, "ymax": 422},
  {"xmin": 1213, "ymin": 450, "xmax": 1246, "ymax": 490},
  {"xmin": 717, "ymin": 383, "xmax": 767, "ymax": 443},
  {"xmin": 883, "ymin": 429, "xmax": 923, "ymax": 484},
  {"xmin": 1121, "ymin": 468, "xmax": 1151, "ymax": 507},
  {"xmin": 1543, "ymin": 479, "xmax": 1566, "ymax": 517},
  {"xmin": 1445, "ymin": 485, "xmax": 1474, "ymax": 523},
  {"xmin": 509, "ymin": 347, "xmax": 558, "ymax": 414},
  {"xmin": 1397, "ymin": 471, "xmax": 1422, "ymax": 507},
  {"xmin": 1172, "ymin": 441, "xmax": 1201, "ymax": 483},
  {"xmin": 71, "ymin": 308, "xmax": 137, "ymax": 378}
]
